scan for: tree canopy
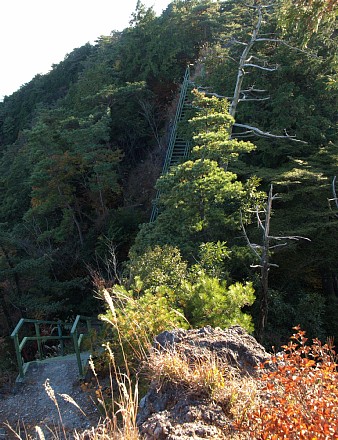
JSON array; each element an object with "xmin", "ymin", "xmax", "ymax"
[{"xmin": 0, "ymin": 0, "xmax": 336, "ymax": 347}]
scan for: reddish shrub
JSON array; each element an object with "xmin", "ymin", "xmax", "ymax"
[{"xmin": 236, "ymin": 326, "xmax": 338, "ymax": 439}]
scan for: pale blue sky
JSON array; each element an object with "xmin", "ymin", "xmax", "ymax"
[{"xmin": 0, "ymin": 0, "xmax": 171, "ymax": 100}]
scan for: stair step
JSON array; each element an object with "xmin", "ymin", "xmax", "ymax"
[{"xmin": 150, "ymin": 66, "xmax": 192, "ymax": 223}]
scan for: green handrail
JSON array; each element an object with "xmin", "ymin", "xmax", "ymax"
[
  {"xmin": 162, "ymin": 66, "xmax": 191, "ymax": 175},
  {"xmin": 11, "ymin": 318, "xmax": 72, "ymax": 379},
  {"xmin": 11, "ymin": 315, "xmax": 100, "ymax": 380},
  {"xmin": 70, "ymin": 315, "xmax": 98, "ymax": 377},
  {"xmin": 150, "ymin": 66, "xmax": 192, "ymax": 222}
]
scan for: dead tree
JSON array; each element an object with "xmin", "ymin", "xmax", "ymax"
[
  {"xmin": 328, "ymin": 175, "xmax": 338, "ymax": 212},
  {"xmin": 241, "ymin": 185, "xmax": 310, "ymax": 343},
  {"xmin": 227, "ymin": 2, "xmax": 307, "ymax": 144}
]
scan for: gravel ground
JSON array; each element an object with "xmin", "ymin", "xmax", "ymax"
[{"xmin": 0, "ymin": 355, "xmax": 101, "ymax": 439}]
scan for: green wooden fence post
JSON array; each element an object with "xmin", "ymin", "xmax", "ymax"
[
  {"xmin": 35, "ymin": 322, "xmax": 43, "ymax": 360},
  {"xmin": 13, "ymin": 333, "xmax": 24, "ymax": 379},
  {"xmin": 72, "ymin": 330, "xmax": 84, "ymax": 377}
]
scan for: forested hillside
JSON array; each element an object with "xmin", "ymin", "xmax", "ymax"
[{"xmin": 0, "ymin": 0, "xmax": 337, "ymax": 348}]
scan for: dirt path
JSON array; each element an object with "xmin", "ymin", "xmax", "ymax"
[{"xmin": 0, "ymin": 355, "xmax": 101, "ymax": 439}]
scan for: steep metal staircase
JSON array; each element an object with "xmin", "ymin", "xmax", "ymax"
[{"xmin": 150, "ymin": 66, "xmax": 193, "ymax": 222}]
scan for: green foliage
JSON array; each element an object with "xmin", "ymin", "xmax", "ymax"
[
  {"xmin": 196, "ymin": 241, "xmax": 230, "ymax": 279},
  {"xmin": 116, "ymin": 0, "xmax": 226, "ymax": 83},
  {"xmin": 294, "ymin": 292, "xmax": 326, "ymax": 340},
  {"xmin": 133, "ymin": 89, "xmax": 264, "ymax": 257},
  {"xmin": 193, "ymin": 0, "xmax": 337, "ymax": 344},
  {"xmin": 189, "ymin": 90, "xmax": 255, "ymax": 166},
  {"xmin": 101, "ymin": 284, "xmax": 188, "ymax": 358},
  {"xmin": 129, "ymin": 245, "xmax": 188, "ymax": 293},
  {"xmin": 127, "ymin": 244, "xmax": 254, "ymax": 330},
  {"xmin": 100, "ymin": 241, "xmax": 255, "ymax": 362},
  {"xmin": 0, "ymin": 44, "xmax": 93, "ymax": 145},
  {"xmin": 0, "ymin": 0, "xmax": 336, "ymax": 345},
  {"xmin": 180, "ymin": 272, "xmax": 255, "ymax": 331},
  {"xmin": 265, "ymin": 289, "xmax": 327, "ymax": 349},
  {"xmin": 277, "ymin": 0, "xmax": 338, "ymax": 47}
]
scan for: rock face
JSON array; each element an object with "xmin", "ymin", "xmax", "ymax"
[{"xmin": 137, "ymin": 326, "xmax": 269, "ymax": 440}]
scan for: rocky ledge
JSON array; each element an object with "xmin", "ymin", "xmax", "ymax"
[{"xmin": 137, "ymin": 325, "xmax": 269, "ymax": 439}]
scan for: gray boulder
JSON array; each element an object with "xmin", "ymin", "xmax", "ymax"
[{"xmin": 138, "ymin": 325, "xmax": 269, "ymax": 439}]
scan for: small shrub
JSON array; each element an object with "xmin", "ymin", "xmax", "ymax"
[
  {"xmin": 100, "ymin": 286, "xmax": 188, "ymax": 363},
  {"xmin": 129, "ymin": 245, "xmax": 188, "ymax": 293},
  {"xmin": 0, "ymin": 336, "xmax": 17, "ymax": 389},
  {"xmin": 181, "ymin": 274, "xmax": 255, "ymax": 332},
  {"xmin": 236, "ymin": 326, "xmax": 338, "ymax": 439}
]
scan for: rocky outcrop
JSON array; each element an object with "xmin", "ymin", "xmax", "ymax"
[{"xmin": 137, "ymin": 326, "xmax": 269, "ymax": 439}]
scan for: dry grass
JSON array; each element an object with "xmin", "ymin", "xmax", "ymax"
[
  {"xmin": 146, "ymin": 345, "xmax": 258, "ymax": 421},
  {"xmin": 146, "ymin": 346, "xmax": 228, "ymax": 395},
  {"xmin": 76, "ymin": 346, "xmax": 140, "ymax": 440},
  {"xmin": 4, "ymin": 350, "xmax": 140, "ymax": 440},
  {"xmin": 99, "ymin": 288, "xmax": 151, "ymax": 365}
]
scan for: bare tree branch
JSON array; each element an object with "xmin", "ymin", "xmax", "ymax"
[
  {"xmin": 234, "ymin": 131, "xmax": 256, "ymax": 137},
  {"xmin": 269, "ymin": 243, "xmax": 288, "ymax": 249},
  {"xmin": 269, "ymin": 235, "xmax": 311, "ymax": 242},
  {"xmin": 242, "ymin": 63, "xmax": 278, "ymax": 71},
  {"xmin": 240, "ymin": 210, "xmax": 261, "ymax": 259},
  {"xmin": 245, "ymin": 3, "xmax": 274, "ymax": 9},
  {"xmin": 197, "ymin": 89, "xmax": 231, "ymax": 99},
  {"xmin": 232, "ymin": 39, "xmax": 248, "ymax": 46},
  {"xmin": 251, "ymin": 263, "xmax": 279, "ymax": 268},
  {"xmin": 255, "ymin": 38, "xmax": 285, "ymax": 43},
  {"xmin": 241, "ymin": 87, "xmax": 268, "ymax": 93},
  {"xmin": 223, "ymin": 4, "xmax": 307, "ymax": 146},
  {"xmin": 241, "ymin": 185, "xmax": 310, "ymax": 343},
  {"xmin": 233, "ymin": 123, "xmax": 307, "ymax": 143},
  {"xmin": 138, "ymin": 98, "xmax": 162, "ymax": 149},
  {"xmin": 229, "ymin": 4, "xmax": 265, "ymax": 118},
  {"xmin": 255, "ymin": 38, "xmax": 318, "ymax": 56},
  {"xmin": 239, "ymin": 96, "xmax": 271, "ymax": 102}
]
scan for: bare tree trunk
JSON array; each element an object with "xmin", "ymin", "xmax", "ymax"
[
  {"xmin": 68, "ymin": 206, "xmax": 84, "ymax": 247},
  {"xmin": 257, "ymin": 185, "xmax": 273, "ymax": 344},
  {"xmin": 138, "ymin": 98, "xmax": 162, "ymax": 149},
  {"xmin": 229, "ymin": 5, "xmax": 264, "ymax": 118},
  {"xmin": 241, "ymin": 184, "xmax": 310, "ymax": 344},
  {"xmin": 224, "ymin": 3, "xmax": 305, "ymax": 143}
]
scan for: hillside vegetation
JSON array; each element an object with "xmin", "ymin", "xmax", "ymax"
[{"xmin": 0, "ymin": 0, "xmax": 337, "ymax": 352}]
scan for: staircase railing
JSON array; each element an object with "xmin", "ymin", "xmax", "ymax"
[
  {"xmin": 162, "ymin": 66, "xmax": 191, "ymax": 175},
  {"xmin": 11, "ymin": 318, "xmax": 72, "ymax": 379},
  {"xmin": 150, "ymin": 66, "xmax": 192, "ymax": 222},
  {"xmin": 70, "ymin": 315, "xmax": 99, "ymax": 377},
  {"xmin": 11, "ymin": 315, "xmax": 99, "ymax": 380}
]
